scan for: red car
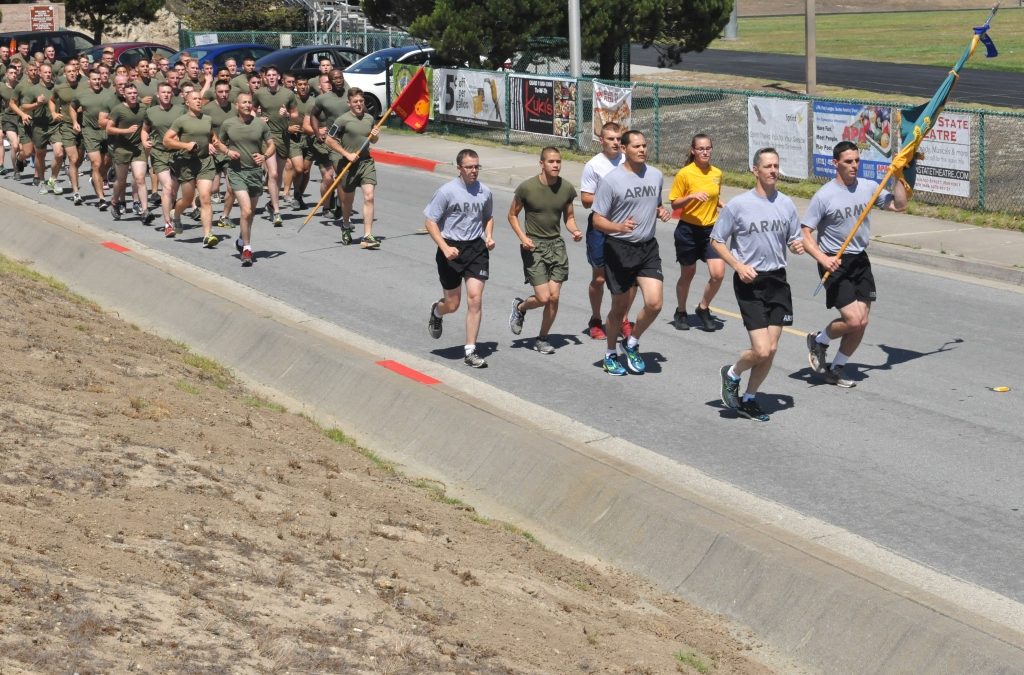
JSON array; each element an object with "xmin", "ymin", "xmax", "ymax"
[{"xmin": 82, "ymin": 42, "xmax": 177, "ymax": 67}]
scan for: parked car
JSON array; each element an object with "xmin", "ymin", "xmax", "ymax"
[
  {"xmin": 255, "ymin": 45, "xmax": 364, "ymax": 83},
  {"xmin": 343, "ymin": 45, "xmax": 435, "ymax": 117},
  {"xmin": 0, "ymin": 30, "xmax": 96, "ymax": 62},
  {"xmin": 168, "ymin": 43, "xmax": 275, "ymax": 71},
  {"xmin": 81, "ymin": 42, "xmax": 177, "ymax": 67}
]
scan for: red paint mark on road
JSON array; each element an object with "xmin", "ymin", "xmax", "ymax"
[
  {"xmin": 102, "ymin": 242, "xmax": 130, "ymax": 253},
  {"xmin": 370, "ymin": 149, "xmax": 440, "ymax": 172},
  {"xmin": 376, "ymin": 360, "xmax": 441, "ymax": 385}
]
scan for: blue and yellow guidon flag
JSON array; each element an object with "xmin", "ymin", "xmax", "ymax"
[
  {"xmin": 391, "ymin": 67, "xmax": 431, "ymax": 133},
  {"xmin": 891, "ymin": 4, "xmax": 999, "ymax": 197}
]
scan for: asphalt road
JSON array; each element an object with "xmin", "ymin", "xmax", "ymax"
[
  {"xmin": 631, "ymin": 46, "xmax": 1024, "ymax": 108},
  {"xmin": 2, "ymin": 164, "xmax": 1022, "ymax": 604}
]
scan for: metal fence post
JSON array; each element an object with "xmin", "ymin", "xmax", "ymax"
[
  {"xmin": 978, "ymin": 112, "xmax": 986, "ymax": 211},
  {"xmin": 654, "ymin": 84, "xmax": 661, "ymax": 164},
  {"xmin": 504, "ymin": 73, "xmax": 511, "ymax": 146}
]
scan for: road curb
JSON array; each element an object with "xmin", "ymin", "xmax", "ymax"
[{"xmin": 2, "ymin": 190, "xmax": 1022, "ymax": 674}]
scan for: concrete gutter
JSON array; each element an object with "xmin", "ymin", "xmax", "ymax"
[{"xmin": 2, "ymin": 189, "xmax": 1022, "ymax": 674}]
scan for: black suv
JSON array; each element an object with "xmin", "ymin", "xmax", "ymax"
[{"xmin": 0, "ymin": 30, "xmax": 97, "ymax": 62}]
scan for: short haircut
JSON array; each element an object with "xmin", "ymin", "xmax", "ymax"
[
  {"xmin": 456, "ymin": 149, "xmax": 478, "ymax": 167},
  {"xmin": 752, "ymin": 147, "xmax": 778, "ymax": 168},
  {"xmin": 540, "ymin": 146, "xmax": 560, "ymax": 160},
  {"xmin": 600, "ymin": 122, "xmax": 621, "ymax": 135},
  {"xmin": 347, "ymin": 87, "xmax": 363, "ymax": 99},
  {"xmin": 833, "ymin": 140, "xmax": 859, "ymax": 159},
  {"xmin": 262, "ymin": 65, "xmax": 279, "ymax": 76},
  {"xmin": 621, "ymin": 129, "xmax": 645, "ymax": 147}
]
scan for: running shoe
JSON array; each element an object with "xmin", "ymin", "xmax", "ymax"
[
  {"xmin": 332, "ymin": 204, "xmax": 343, "ymax": 221},
  {"xmin": 132, "ymin": 200, "xmax": 142, "ymax": 216},
  {"xmin": 186, "ymin": 207, "xmax": 201, "ymax": 221},
  {"xmin": 807, "ymin": 332, "xmax": 828, "ymax": 374},
  {"xmin": 163, "ymin": 223, "xmax": 176, "ymax": 238},
  {"xmin": 621, "ymin": 317, "xmax": 633, "ymax": 339},
  {"xmin": 621, "ymin": 341, "xmax": 645, "ymax": 374},
  {"xmin": 509, "ymin": 297, "xmax": 525, "ymax": 335},
  {"xmin": 216, "ymin": 216, "xmax": 233, "ymax": 228},
  {"xmin": 603, "ymin": 354, "xmax": 626, "ymax": 376},
  {"xmin": 111, "ymin": 201, "xmax": 122, "ymax": 220},
  {"xmin": 272, "ymin": 211, "xmax": 283, "ymax": 227},
  {"xmin": 15, "ymin": 159, "xmax": 25, "ymax": 174},
  {"xmin": 737, "ymin": 398, "xmax": 770, "ymax": 422},
  {"xmin": 533, "ymin": 338, "xmax": 555, "ymax": 355},
  {"xmin": 587, "ymin": 317, "xmax": 606, "ymax": 340},
  {"xmin": 72, "ymin": 192, "xmax": 82, "ymax": 205},
  {"xmin": 148, "ymin": 193, "xmax": 161, "ymax": 206},
  {"xmin": 203, "ymin": 233, "xmax": 220, "ymax": 248},
  {"xmin": 672, "ymin": 309, "xmax": 689, "ymax": 330},
  {"xmin": 0, "ymin": 167, "xmax": 9, "ymax": 177},
  {"xmin": 37, "ymin": 181, "xmax": 48, "ymax": 194},
  {"xmin": 823, "ymin": 365, "xmax": 856, "ymax": 388},
  {"xmin": 241, "ymin": 248, "xmax": 253, "ymax": 267},
  {"xmin": 427, "ymin": 301, "xmax": 443, "ymax": 339},
  {"xmin": 211, "ymin": 192, "xmax": 223, "ymax": 204},
  {"xmin": 695, "ymin": 306, "xmax": 716, "ymax": 331},
  {"xmin": 142, "ymin": 209, "xmax": 155, "ymax": 225},
  {"xmin": 46, "ymin": 178, "xmax": 58, "ymax": 194},
  {"xmin": 720, "ymin": 365, "xmax": 740, "ymax": 409},
  {"xmin": 340, "ymin": 227, "xmax": 353, "ymax": 245},
  {"xmin": 96, "ymin": 198, "xmax": 109, "ymax": 211},
  {"xmin": 31, "ymin": 177, "xmax": 40, "ymax": 187},
  {"xmin": 173, "ymin": 214, "xmax": 183, "ymax": 235},
  {"xmin": 360, "ymin": 234, "xmax": 380, "ymax": 250},
  {"xmin": 464, "ymin": 350, "xmax": 487, "ymax": 368},
  {"xmin": 294, "ymin": 196, "xmax": 306, "ymax": 210}
]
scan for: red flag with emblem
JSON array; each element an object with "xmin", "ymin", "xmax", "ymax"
[{"xmin": 390, "ymin": 67, "xmax": 431, "ymax": 132}]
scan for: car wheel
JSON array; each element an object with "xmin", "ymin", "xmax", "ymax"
[{"xmin": 364, "ymin": 94, "xmax": 382, "ymax": 119}]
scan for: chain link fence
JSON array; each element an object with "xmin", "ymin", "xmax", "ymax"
[
  {"xmin": 427, "ymin": 73, "xmax": 1024, "ymax": 215},
  {"xmin": 178, "ymin": 30, "xmax": 419, "ymax": 54}
]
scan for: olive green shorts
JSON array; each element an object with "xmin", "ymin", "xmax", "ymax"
[
  {"xmin": 171, "ymin": 154, "xmax": 216, "ymax": 182},
  {"xmin": 83, "ymin": 127, "xmax": 107, "ymax": 155},
  {"xmin": 308, "ymin": 137, "xmax": 336, "ymax": 169},
  {"xmin": 227, "ymin": 166, "xmax": 265, "ymax": 199},
  {"xmin": 271, "ymin": 132, "xmax": 289, "ymax": 161},
  {"xmin": 112, "ymin": 144, "xmax": 144, "ymax": 165},
  {"xmin": 339, "ymin": 157, "xmax": 376, "ymax": 194},
  {"xmin": 28, "ymin": 122, "xmax": 52, "ymax": 148},
  {"xmin": 150, "ymin": 147, "xmax": 174, "ymax": 174},
  {"xmin": 56, "ymin": 123, "xmax": 84, "ymax": 149},
  {"xmin": 521, "ymin": 236, "xmax": 569, "ymax": 286},
  {"xmin": 287, "ymin": 132, "xmax": 305, "ymax": 159}
]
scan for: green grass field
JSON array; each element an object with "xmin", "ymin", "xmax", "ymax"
[{"xmin": 712, "ymin": 8, "xmax": 1024, "ymax": 73}]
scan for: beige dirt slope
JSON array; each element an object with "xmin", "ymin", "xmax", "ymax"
[{"xmin": 0, "ymin": 256, "xmax": 780, "ymax": 673}]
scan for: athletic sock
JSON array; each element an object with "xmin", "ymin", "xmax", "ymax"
[
  {"xmin": 464, "ymin": 344, "xmax": 476, "ymax": 356},
  {"xmin": 605, "ymin": 350, "xmax": 617, "ymax": 359},
  {"xmin": 243, "ymin": 245, "xmax": 252, "ymax": 252},
  {"xmin": 741, "ymin": 393, "xmax": 756, "ymax": 403},
  {"xmin": 625, "ymin": 335, "xmax": 639, "ymax": 349},
  {"xmin": 728, "ymin": 366, "xmax": 741, "ymax": 381},
  {"xmin": 432, "ymin": 304, "xmax": 443, "ymax": 319},
  {"xmin": 832, "ymin": 352, "xmax": 850, "ymax": 368},
  {"xmin": 816, "ymin": 329, "xmax": 831, "ymax": 346}
]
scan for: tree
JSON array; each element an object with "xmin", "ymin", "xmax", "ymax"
[
  {"xmin": 180, "ymin": 0, "xmax": 306, "ymax": 33},
  {"xmin": 362, "ymin": 0, "xmax": 733, "ymax": 79},
  {"xmin": 65, "ymin": 0, "xmax": 165, "ymax": 43}
]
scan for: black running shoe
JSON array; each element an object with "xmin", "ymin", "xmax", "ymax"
[
  {"xmin": 427, "ymin": 301, "xmax": 443, "ymax": 339},
  {"xmin": 672, "ymin": 309, "xmax": 689, "ymax": 330},
  {"xmin": 737, "ymin": 398, "xmax": 769, "ymax": 422},
  {"xmin": 695, "ymin": 305, "xmax": 716, "ymax": 331},
  {"xmin": 807, "ymin": 332, "xmax": 828, "ymax": 374},
  {"xmin": 720, "ymin": 365, "xmax": 740, "ymax": 409},
  {"xmin": 823, "ymin": 365, "xmax": 855, "ymax": 388},
  {"xmin": 111, "ymin": 201, "xmax": 122, "ymax": 220}
]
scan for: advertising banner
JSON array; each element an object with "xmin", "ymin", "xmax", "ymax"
[
  {"xmin": 510, "ymin": 75, "xmax": 578, "ymax": 138},
  {"xmin": 747, "ymin": 97, "xmax": 809, "ymax": 178},
  {"xmin": 915, "ymin": 111, "xmax": 971, "ymax": 197},
  {"xmin": 436, "ymin": 69, "xmax": 505, "ymax": 129},
  {"xmin": 812, "ymin": 101, "xmax": 895, "ymax": 181},
  {"xmin": 592, "ymin": 81, "xmax": 632, "ymax": 140}
]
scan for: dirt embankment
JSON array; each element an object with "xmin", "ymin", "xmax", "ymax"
[{"xmin": 0, "ymin": 255, "xmax": 778, "ymax": 673}]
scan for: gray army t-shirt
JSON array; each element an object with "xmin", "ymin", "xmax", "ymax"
[
  {"xmin": 591, "ymin": 164, "xmax": 664, "ymax": 243},
  {"xmin": 424, "ymin": 178, "xmax": 493, "ymax": 241},
  {"xmin": 711, "ymin": 189, "xmax": 801, "ymax": 272},
  {"xmin": 802, "ymin": 178, "xmax": 892, "ymax": 255}
]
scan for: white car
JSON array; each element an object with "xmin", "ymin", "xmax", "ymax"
[{"xmin": 343, "ymin": 45, "xmax": 435, "ymax": 118}]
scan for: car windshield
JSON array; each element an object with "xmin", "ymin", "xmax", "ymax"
[{"xmin": 345, "ymin": 48, "xmax": 415, "ymax": 74}]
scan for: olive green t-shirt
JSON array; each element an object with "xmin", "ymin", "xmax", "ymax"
[
  {"xmin": 108, "ymin": 102, "xmax": 147, "ymax": 149},
  {"xmin": 52, "ymin": 78, "xmax": 82, "ymax": 120},
  {"xmin": 0, "ymin": 82, "xmax": 20, "ymax": 125},
  {"xmin": 312, "ymin": 90, "xmax": 349, "ymax": 128},
  {"xmin": 201, "ymin": 100, "xmax": 235, "ymax": 137},
  {"xmin": 144, "ymin": 103, "xmax": 185, "ymax": 151},
  {"xmin": 16, "ymin": 80, "xmax": 55, "ymax": 123},
  {"xmin": 169, "ymin": 112, "xmax": 213, "ymax": 158},
  {"xmin": 229, "ymin": 73, "xmax": 251, "ymax": 98},
  {"xmin": 134, "ymin": 77, "xmax": 159, "ymax": 105},
  {"xmin": 219, "ymin": 115, "xmax": 271, "ymax": 170},
  {"xmin": 330, "ymin": 110, "xmax": 374, "ymax": 159},
  {"xmin": 252, "ymin": 86, "xmax": 297, "ymax": 135},
  {"xmin": 514, "ymin": 176, "xmax": 578, "ymax": 239},
  {"xmin": 73, "ymin": 87, "xmax": 114, "ymax": 132}
]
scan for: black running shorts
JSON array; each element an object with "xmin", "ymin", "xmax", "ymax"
[
  {"xmin": 818, "ymin": 250, "xmax": 876, "ymax": 310},
  {"xmin": 436, "ymin": 237, "xmax": 490, "ymax": 290},
  {"xmin": 733, "ymin": 268, "xmax": 794, "ymax": 330},
  {"xmin": 603, "ymin": 236, "xmax": 663, "ymax": 296},
  {"xmin": 674, "ymin": 221, "xmax": 720, "ymax": 266}
]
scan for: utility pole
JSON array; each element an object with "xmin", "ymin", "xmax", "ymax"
[
  {"xmin": 568, "ymin": 0, "xmax": 582, "ymax": 78},
  {"xmin": 806, "ymin": 0, "xmax": 816, "ymax": 94},
  {"xmin": 724, "ymin": 1, "xmax": 738, "ymax": 40}
]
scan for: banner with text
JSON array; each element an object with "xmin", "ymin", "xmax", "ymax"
[
  {"xmin": 436, "ymin": 69, "xmax": 505, "ymax": 129},
  {"xmin": 592, "ymin": 81, "xmax": 632, "ymax": 140},
  {"xmin": 747, "ymin": 97, "xmax": 809, "ymax": 178},
  {"xmin": 510, "ymin": 75, "xmax": 578, "ymax": 138},
  {"xmin": 812, "ymin": 101, "xmax": 895, "ymax": 181},
  {"xmin": 914, "ymin": 111, "xmax": 971, "ymax": 197}
]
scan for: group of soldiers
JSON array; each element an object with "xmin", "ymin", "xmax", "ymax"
[
  {"xmin": 1, "ymin": 42, "xmax": 382, "ymax": 265},
  {"xmin": 425, "ymin": 123, "xmax": 907, "ymax": 422}
]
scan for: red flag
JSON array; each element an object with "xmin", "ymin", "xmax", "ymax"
[{"xmin": 391, "ymin": 67, "xmax": 430, "ymax": 133}]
